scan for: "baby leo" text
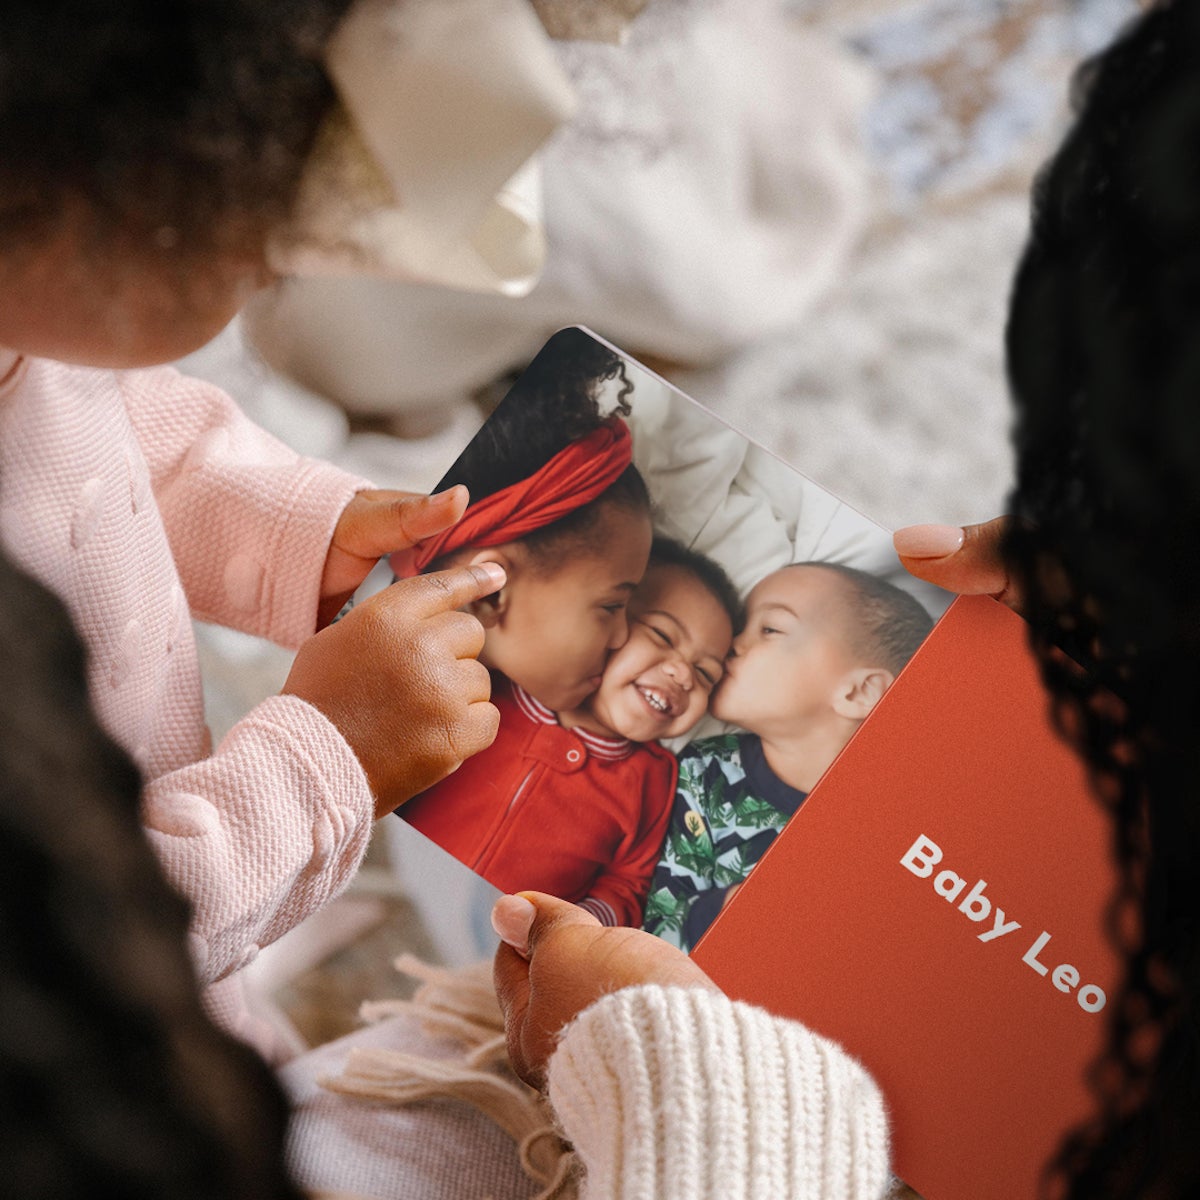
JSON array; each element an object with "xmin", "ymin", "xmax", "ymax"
[{"xmin": 901, "ymin": 834, "xmax": 1106, "ymax": 1014}]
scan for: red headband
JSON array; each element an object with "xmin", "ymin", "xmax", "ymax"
[{"xmin": 397, "ymin": 417, "xmax": 634, "ymax": 577}]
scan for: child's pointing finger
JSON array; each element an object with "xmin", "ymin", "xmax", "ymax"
[{"xmin": 395, "ymin": 561, "xmax": 507, "ymax": 618}]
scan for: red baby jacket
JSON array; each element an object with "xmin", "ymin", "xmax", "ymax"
[{"xmin": 402, "ymin": 677, "xmax": 678, "ymax": 926}]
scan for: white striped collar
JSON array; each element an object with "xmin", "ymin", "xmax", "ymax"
[
  {"xmin": 512, "ymin": 681, "xmax": 558, "ymax": 727},
  {"xmin": 511, "ymin": 681, "xmax": 635, "ymax": 761}
]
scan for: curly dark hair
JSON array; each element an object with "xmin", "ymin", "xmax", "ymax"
[
  {"xmin": 0, "ymin": 551, "xmax": 301, "ymax": 1200},
  {"xmin": 434, "ymin": 327, "xmax": 651, "ymax": 569},
  {"xmin": 1005, "ymin": 2, "xmax": 1200, "ymax": 1195},
  {"xmin": 648, "ymin": 536, "xmax": 743, "ymax": 631},
  {"xmin": 0, "ymin": 0, "xmax": 353, "ymax": 260}
]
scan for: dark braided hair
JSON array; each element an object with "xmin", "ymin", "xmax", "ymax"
[
  {"xmin": 1005, "ymin": 3, "xmax": 1200, "ymax": 1194},
  {"xmin": 434, "ymin": 327, "xmax": 651, "ymax": 570},
  {"xmin": 0, "ymin": 551, "xmax": 301, "ymax": 1200},
  {"xmin": 0, "ymin": 0, "xmax": 354, "ymax": 262}
]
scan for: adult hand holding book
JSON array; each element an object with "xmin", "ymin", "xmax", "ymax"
[
  {"xmin": 491, "ymin": 890, "xmax": 716, "ymax": 1089},
  {"xmin": 894, "ymin": 518, "xmax": 1023, "ymax": 612}
]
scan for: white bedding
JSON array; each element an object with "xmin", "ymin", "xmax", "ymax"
[
  {"xmin": 617, "ymin": 366, "xmax": 949, "ymax": 612},
  {"xmin": 611, "ymin": 360, "xmax": 950, "ymax": 749}
]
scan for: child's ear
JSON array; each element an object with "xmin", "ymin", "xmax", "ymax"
[
  {"xmin": 831, "ymin": 666, "xmax": 895, "ymax": 720},
  {"xmin": 463, "ymin": 549, "xmax": 511, "ymax": 628}
]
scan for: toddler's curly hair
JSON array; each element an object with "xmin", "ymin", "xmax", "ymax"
[{"xmin": 0, "ymin": 0, "xmax": 354, "ymax": 261}]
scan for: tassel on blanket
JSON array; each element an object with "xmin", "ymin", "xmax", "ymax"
[{"xmin": 319, "ymin": 955, "xmax": 579, "ymax": 1200}]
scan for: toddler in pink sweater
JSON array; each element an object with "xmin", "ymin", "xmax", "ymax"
[{"xmin": 0, "ymin": 5, "xmax": 503, "ymax": 1054}]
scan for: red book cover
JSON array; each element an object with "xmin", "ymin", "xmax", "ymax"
[{"xmin": 693, "ymin": 594, "xmax": 1119, "ymax": 1200}]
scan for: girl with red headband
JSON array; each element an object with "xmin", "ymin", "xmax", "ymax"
[
  {"xmin": 395, "ymin": 330, "xmax": 654, "ymax": 710},
  {"xmin": 399, "ymin": 329, "xmax": 719, "ymax": 926}
]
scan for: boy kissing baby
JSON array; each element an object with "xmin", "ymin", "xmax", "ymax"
[{"xmin": 643, "ymin": 561, "xmax": 933, "ymax": 951}]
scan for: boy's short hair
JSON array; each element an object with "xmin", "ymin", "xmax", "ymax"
[
  {"xmin": 794, "ymin": 562, "xmax": 933, "ymax": 675},
  {"xmin": 649, "ymin": 537, "xmax": 743, "ymax": 629}
]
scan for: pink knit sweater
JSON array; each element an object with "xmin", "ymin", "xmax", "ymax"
[{"xmin": 0, "ymin": 355, "xmax": 375, "ymax": 1050}]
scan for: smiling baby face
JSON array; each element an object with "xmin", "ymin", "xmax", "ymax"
[{"xmin": 587, "ymin": 562, "xmax": 734, "ymax": 742}]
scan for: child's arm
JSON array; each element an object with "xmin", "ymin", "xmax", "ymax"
[
  {"xmin": 141, "ymin": 693, "xmax": 373, "ymax": 986},
  {"xmin": 495, "ymin": 894, "xmax": 892, "ymax": 1198},
  {"xmin": 579, "ymin": 750, "xmax": 678, "ymax": 928},
  {"xmin": 145, "ymin": 564, "xmax": 502, "ymax": 985},
  {"xmin": 559, "ymin": 989, "xmax": 891, "ymax": 1197},
  {"xmin": 120, "ymin": 365, "xmax": 368, "ymax": 647}
]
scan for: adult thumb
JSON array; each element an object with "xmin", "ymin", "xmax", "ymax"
[{"xmin": 893, "ymin": 517, "xmax": 1022, "ymax": 612}]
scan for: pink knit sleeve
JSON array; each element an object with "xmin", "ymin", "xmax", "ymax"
[
  {"xmin": 120, "ymin": 365, "xmax": 370, "ymax": 649},
  {"xmin": 141, "ymin": 693, "xmax": 374, "ymax": 985}
]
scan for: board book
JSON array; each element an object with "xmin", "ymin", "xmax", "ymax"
[{"xmin": 387, "ymin": 327, "xmax": 1118, "ymax": 1200}]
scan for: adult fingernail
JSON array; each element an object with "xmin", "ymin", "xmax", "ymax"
[
  {"xmin": 478, "ymin": 562, "xmax": 507, "ymax": 590},
  {"xmin": 893, "ymin": 524, "xmax": 965, "ymax": 559},
  {"xmin": 492, "ymin": 894, "xmax": 536, "ymax": 955}
]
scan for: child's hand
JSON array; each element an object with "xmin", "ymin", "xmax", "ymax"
[
  {"xmin": 318, "ymin": 487, "xmax": 470, "ymax": 628},
  {"xmin": 492, "ymin": 891, "xmax": 718, "ymax": 1089},
  {"xmin": 284, "ymin": 561, "xmax": 505, "ymax": 817},
  {"xmin": 893, "ymin": 517, "xmax": 1024, "ymax": 613}
]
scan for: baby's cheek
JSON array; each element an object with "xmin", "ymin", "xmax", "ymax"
[{"xmin": 688, "ymin": 693, "xmax": 714, "ymax": 727}]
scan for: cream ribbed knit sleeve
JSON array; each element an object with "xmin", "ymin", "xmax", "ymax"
[{"xmin": 547, "ymin": 985, "xmax": 890, "ymax": 1200}]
